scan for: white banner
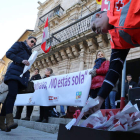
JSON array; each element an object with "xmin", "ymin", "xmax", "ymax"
[{"xmin": 15, "ymin": 69, "xmax": 91, "ymax": 106}]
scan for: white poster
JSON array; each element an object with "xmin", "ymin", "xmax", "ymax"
[
  {"xmin": 20, "ymin": 51, "xmax": 38, "ymax": 77},
  {"xmin": 15, "ymin": 69, "xmax": 92, "ymax": 106}
]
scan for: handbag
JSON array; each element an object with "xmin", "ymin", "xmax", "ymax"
[{"xmin": 18, "ymin": 81, "xmax": 35, "ymax": 94}]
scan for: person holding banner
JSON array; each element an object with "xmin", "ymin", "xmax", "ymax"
[
  {"xmin": 36, "ymin": 67, "xmax": 55, "ymax": 123},
  {"xmin": 88, "ymin": 0, "xmax": 140, "ymax": 113},
  {"xmin": 89, "ymin": 50, "xmax": 109, "ymax": 108},
  {"xmin": 0, "ymin": 36, "xmax": 37, "ymax": 132}
]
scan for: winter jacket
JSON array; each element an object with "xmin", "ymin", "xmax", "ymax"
[
  {"xmin": 30, "ymin": 74, "xmax": 41, "ymax": 81},
  {"xmin": 137, "ymin": 77, "xmax": 140, "ymax": 87},
  {"xmin": 91, "ymin": 61, "xmax": 110, "ymax": 89},
  {"xmin": 125, "ymin": 80, "xmax": 137, "ymax": 95},
  {"xmin": 4, "ymin": 42, "xmax": 32, "ymax": 88},
  {"xmin": 108, "ymin": 0, "xmax": 140, "ymax": 49}
]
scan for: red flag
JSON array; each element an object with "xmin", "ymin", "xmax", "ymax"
[{"xmin": 41, "ymin": 18, "xmax": 51, "ymax": 53}]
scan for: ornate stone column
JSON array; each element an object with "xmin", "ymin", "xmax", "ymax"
[
  {"xmin": 86, "ymin": 38, "xmax": 98, "ymax": 53},
  {"xmin": 96, "ymin": 34, "xmax": 109, "ymax": 49},
  {"xmin": 46, "ymin": 57, "xmax": 52, "ymax": 67},
  {"xmin": 50, "ymin": 55, "xmax": 57, "ymax": 65},
  {"xmin": 60, "ymin": 49, "xmax": 68, "ymax": 60},
  {"xmin": 33, "ymin": 62, "xmax": 39, "ymax": 69},
  {"xmin": 37, "ymin": 61, "xmax": 43, "ymax": 69},
  {"xmin": 66, "ymin": 47, "xmax": 74, "ymax": 59},
  {"xmin": 71, "ymin": 45, "xmax": 79, "ymax": 57},
  {"xmin": 58, "ymin": 49, "xmax": 70, "ymax": 74},
  {"xmin": 30, "ymin": 65, "xmax": 35, "ymax": 72},
  {"xmin": 54, "ymin": 52, "xmax": 62, "ymax": 62},
  {"xmin": 78, "ymin": 42, "xmax": 86, "ymax": 71},
  {"xmin": 107, "ymin": 33, "xmax": 111, "ymax": 48},
  {"xmin": 41, "ymin": 59, "xmax": 48, "ymax": 68}
]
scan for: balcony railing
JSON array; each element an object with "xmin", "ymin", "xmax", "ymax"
[
  {"xmin": 34, "ymin": 9, "xmax": 100, "ymax": 50},
  {"xmin": 38, "ymin": 5, "xmax": 64, "ymax": 26},
  {"xmin": 51, "ymin": 9, "xmax": 100, "ymax": 46}
]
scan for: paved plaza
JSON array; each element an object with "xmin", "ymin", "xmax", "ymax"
[{"xmin": 0, "ymin": 126, "xmax": 58, "ymax": 140}]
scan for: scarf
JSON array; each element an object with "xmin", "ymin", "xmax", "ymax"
[
  {"xmin": 43, "ymin": 75, "xmax": 50, "ymax": 79},
  {"xmin": 93, "ymin": 57, "xmax": 106, "ymax": 69},
  {"xmin": 24, "ymin": 41, "xmax": 32, "ymax": 52}
]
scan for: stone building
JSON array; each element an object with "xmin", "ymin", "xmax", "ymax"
[
  {"xmin": 2, "ymin": 0, "xmax": 140, "ymax": 118},
  {"xmin": 30, "ymin": 0, "xmax": 140, "ymax": 83},
  {"xmin": 30, "ymin": 0, "xmax": 110, "ymax": 77}
]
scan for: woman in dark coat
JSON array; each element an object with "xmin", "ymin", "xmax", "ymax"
[
  {"xmin": 0, "ymin": 36, "xmax": 37, "ymax": 132},
  {"xmin": 14, "ymin": 68, "xmax": 41, "ymax": 120}
]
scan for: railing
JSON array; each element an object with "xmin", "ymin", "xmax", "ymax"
[
  {"xmin": 51, "ymin": 9, "xmax": 100, "ymax": 46},
  {"xmin": 34, "ymin": 8, "xmax": 100, "ymax": 49},
  {"xmin": 38, "ymin": 5, "xmax": 64, "ymax": 26}
]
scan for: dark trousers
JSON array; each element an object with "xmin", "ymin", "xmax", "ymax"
[
  {"xmin": 0, "ymin": 80, "xmax": 19, "ymax": 116},
  {"xmin": 39, "ymin": 106, "xmax": 55, "ymax": 120},
  {"xmin": 15, "ymin": 106, "xmax": 33, "ymax": 119},
  {"xmin": 89, "ymin": 88, "xmax": 100, "ymax": 98},
  {"xmin": 89, "ymin": 88, "xmax": 105, "ymax": 109},
  {"xmin": 98, "ymin": 49, "xmax": 130, "ymax": 99}
]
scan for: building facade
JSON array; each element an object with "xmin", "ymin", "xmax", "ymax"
[
  {"xmin": 3, "ymin": 0, "xmax": 140, "ymax": 118},
  {"xmin": 30, "ymin": 0, "xmax": 140, "ymax": 82},
  {"xmin": 30, "ymin": 0, "xmax": 110, "ymax": 77}
]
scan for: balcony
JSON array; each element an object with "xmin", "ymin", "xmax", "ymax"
[
  {"xmin": 51, "ymin": 9, "xmax": 100, "ymax": 46},
  {"xmin": 38, "ymin": 5, "xmax": 64, "ymax": 26},
  {"xmin": 33, "ymin": 9, "xmax": 101, "ymax": 55}
]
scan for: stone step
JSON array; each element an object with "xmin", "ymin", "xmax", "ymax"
[
  {"xmin": 14, "ymin": 118, "xmax": 84, "ymax": 134},
  {"xmin": 31, "ymin": 116, "xmax": 72, "ymax": 124},
  {"xmin": 14, "ymin": 119, "xmax": 59, "ymax": 134}
]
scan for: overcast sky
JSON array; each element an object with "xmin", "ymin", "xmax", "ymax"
[{"xmin": 0, "ymin": 0, "xmax": 45, "ymax": 59}]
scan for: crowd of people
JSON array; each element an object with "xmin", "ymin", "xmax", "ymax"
[
  {"xmin": 13, "ymin": 68, "xmax": 66, "ymax": 123},
  {"xmin": 1, "ymin": 0, "xmax": 140, "ymax": 132},
  {"xmin": 0, "ymin": 37, "xmax": 139, "ymax": 132},
  {"xmin": 0, "ymin": 37, "xmax": 66, "ymax": 132},
  {"xmin": 89, "ymin": 51, "xmax": 140, "ymax": 110}
]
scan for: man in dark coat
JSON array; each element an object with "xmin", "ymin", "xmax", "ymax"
[
  {"xmin": 36, "ymin": 67, "xmax": 55, "ymax": 123},
  {"xmin": 125, "ymin": 74, "xmax": 137, "ymax": 97},
  {"xmin": 0, "ymin": 36, "xmax": 37, "ymax": 132},
  {"xmin": 14, "ymin": 68, "xmax": 41, "ymax": 121}
]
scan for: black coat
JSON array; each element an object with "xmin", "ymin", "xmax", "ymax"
[
  {"xmin": 137, "ymin": 77, "xmax": 140, "ymax": 87},
  {"xmin": 4, "ymin": 42, "xmax": 32, "ymax": 88},
  {"xmin": 125, "ymin": 80, "xmax": 137, "ymax": 95},
  {"xmin": 30, "ymin": 74, "xmax": 41, "ymax": 81}
]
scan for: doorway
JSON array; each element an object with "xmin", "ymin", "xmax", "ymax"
[{"xmin": 126, "ymin": 58, "xmax": 140, "ymax": 83}]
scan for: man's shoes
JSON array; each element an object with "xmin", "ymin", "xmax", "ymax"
[
  {"xmin": 21, "ymin": 117, "xmax": 30, "ymax": 121},
  {"xmin": 42, "ymin": 119, "xmax": 48, "ymax": 123},
  {"xmin": 36, "ymin": 118, "xmax": 43, "ymax": 122}
]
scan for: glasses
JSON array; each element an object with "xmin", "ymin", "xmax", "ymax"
[{"xmin": 31, "ymin": 40, "xmax": 36, "ymax": 46}]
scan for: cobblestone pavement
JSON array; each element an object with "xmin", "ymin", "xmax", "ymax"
[{"xmin": 0, "ymin": 126, "xmax": 58, "ymax": 140}]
